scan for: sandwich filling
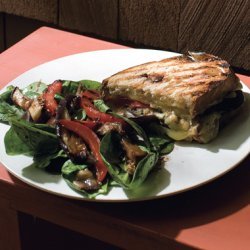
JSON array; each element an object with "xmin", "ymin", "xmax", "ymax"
[{"xmin": 102, "ymin": 52, "xmax": 244, "ymax": 143}]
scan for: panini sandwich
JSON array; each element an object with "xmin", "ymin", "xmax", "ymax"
[{"xmin": 102, "ymin": 52, "xmax": 244, "ymax": 143}]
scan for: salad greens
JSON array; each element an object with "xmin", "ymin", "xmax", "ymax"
[
  {"xmin": 0, "ymin": 79, "xmax": 174, "ymax": 198},
  {"xmin": 100, "ymin": 131, "xmax": 159, "ymax": 189},
  {"xmin": 62, "ymin": 160, "xmax": 110, "ymax": 198},
  {"xmin": 5, "ymin": 118, "xmax": 59, "ymax": 156},
  {"xmin": 0, "ymin": 85, "xmax": 24, "ymax": 123}
]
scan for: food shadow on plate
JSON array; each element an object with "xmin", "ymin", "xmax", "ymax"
[
  {"xmin": 124, "ymin": 167, "xmax": 171, "ymax": 199},
  {"xmin": 178, "ymin": 92, "xmax": 250, "ymax": 153},
  {"xmin": 22, "ymin": 165, "xmax": 61, "ymax": 184}
]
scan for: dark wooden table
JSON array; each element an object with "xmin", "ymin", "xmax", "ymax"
[{"xmin": 0, "ymin": 27, "xmax": 249, "ymax": 250}]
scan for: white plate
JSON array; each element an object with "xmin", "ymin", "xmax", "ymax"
[{"xmin": 0, "ymin": 49, "xmax": 249, "ymax": 202}]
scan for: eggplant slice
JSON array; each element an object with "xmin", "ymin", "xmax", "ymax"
[
  {"xmin": 56, "ymin": 95, "xmax": 100, "ymax": 191},
  {"xmin": 11, "ymin": 87, "xmax": 49, "ymax": 123},
  {"xmin": 97, "ymin": 122, "xmax": 124, "ymax": 136},
  {"xmin": 73, "ymin": 169, "xmax": 99, "ymax": 191},
  {"xmin": 11, "ymin": 87, "xmax": 32, "ymax": 110},
  {"xmin": 56, "ymin": 95, "xmax": 95, "ymax": 164},
  {"xmin": 28, "ymin": 96, "xmax": 45, "ymax": 122},
  {"xmin": 121, "ymin": 138, "xmax": 147, "ymax": 175}
]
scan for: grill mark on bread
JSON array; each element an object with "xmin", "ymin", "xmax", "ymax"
[
  {"xmin": 110, "ymin": 61, "xmax": 228, "ymax": 86},
  {"xmin": 110, "ymin": 66, "xmax": 227, "ymax": 95},
  {"xmin": 102, "ymin": 53, "xmax": 240, "ymax": 118}
]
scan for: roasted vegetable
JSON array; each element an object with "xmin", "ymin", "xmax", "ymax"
[
  {"xmin": 43, "ymin": 80, "xmax": 63, "ymax": 115},
  {"xmin": 11, "ymin": 87, "xmax": 32, "ymax": 110},
  {"xmin": 0, "ymin": 79, "xmax": 174, "ymax": 198},
  {"xmin": 56, "ymin": 96, "xmax": 91, "ymax": 164},
  {"xmin": 28, "ymin": 96, "xmax": 45, "ymax": 122},
  {"xmin": 59, "ymin": 119, "xmax": 108, "ymax": 182}
]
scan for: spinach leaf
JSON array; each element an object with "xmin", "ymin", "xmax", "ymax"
[
  {"xmin": 0, "ymin": 101, "xmax": 24, "ymax": 123},
  {"xmin": 100, "ymin": 131, "xmax": 159, "ymax": 189},
  {"xmin": 94, "ymin": 99, "xmax": 110, "ymax": 113},
  {"xmin": 62, "ymin": 159, "xmax": 88, "ymax": 175},
  {"xmin": 144, "ymin": 122, "xmax": 174, "ymax": 154},
  {"xmin": 29, "ymin": 150, "xmax": 67, "ymax": 170},
  {"xmin": 62, "ymin": 80, "xmax": 79, "ymax": 95},
  {"xmin": 4, "ymin": 126, "xmax": 33, "ymax": 156},
  {"xmin": 4, "ymin": 118, "xmax": 59, "ymax": 157},
  {"xmin": 22, "ymin": 81, "xmax": 47, "ymax": 98},
  {"xmin": 129, "ymin": 152, "xmax": 159, "ymax": 188},
  {"xmin": 146, "ymin": 122, "xmax": 170, "ymax": 138},
  {"xmin": 111, "ymin": 112, "xmax": 151, "ymax": 148},
  {"xmin": 100, "ymin": 131, "xmax": 129, "ymax": 188},
  {"xmin": 0, "ymin": 85, "xmax": 15, "ymax": 102},
  {"xmin": 54, "ymin": 93, "xmax": 64, "ymax": 102},
  {"xmin": 73, "ymin": 109, "xmax": 86, "ymax": 120},
  {"xmin": 62, "ymin": 160, "xmax": 109, "ymax": 198},
  {"xmin": 149, "ymin": 136, "xmax": 174, "ymax": 155},
  {"xmin": 33, "ymin": 123, "xmax": 57, "ymax": 134},
  {"xmin": 79, "ymin": 80, "xmax": 101, "ymax": 91},
  {"xmin": 100, "ymin": 131, "xmax": 124, "ymax": 165},
  {"xmin": 62, "ymin": 79, "xmax": 102, "ymax": 95},
  {"xmin": 159, "ymin": 142, "xmax": 174, "ymax": 155}
]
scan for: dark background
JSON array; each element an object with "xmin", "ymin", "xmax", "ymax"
[{"xmin": 0, "ymin": 0, "xmax": 249, "ymax": 74}]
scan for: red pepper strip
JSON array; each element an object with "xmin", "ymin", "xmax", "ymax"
[
  {"xmin": 119, "ymin": 98, "xmax": 149, "ymax": 109},
  {"xmin": 81, "ymin": 90, "xmax": 100, "ymax": 100},
  {"xmin": 43, "ymin": 80, "xmax": 63, "ymax": 115},
  {"xmin": 105, "ymin": 96, "xmax": 149, "ymax": 109},
  {"xmin": 129, "ymin": 100, "xmax": 150, "ymax": 109},
  {"xmin": 59, "ymin": 119, "xmax": 107, "ymax": 182},
  {"xmin": 81, "ymin": 97, "xmax": 94, "ymax": 107},
  {"xmin": 75, "ymin": 120, "xmax": 99, "ymax": 130},
  {"xmin": 81, "ymin": 98, "xmax": 126, "ymax": 125}
]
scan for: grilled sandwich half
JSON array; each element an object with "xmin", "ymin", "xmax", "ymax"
[{"xmin": 101, "ymin": 52, "xmax": 244, "ymax": 143}]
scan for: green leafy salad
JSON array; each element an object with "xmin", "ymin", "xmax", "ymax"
[{"xmin": 0, "ymin": 79, "xmax": 174, "ymax": 198}]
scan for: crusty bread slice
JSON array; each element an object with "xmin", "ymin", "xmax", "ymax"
[{"xmin": 102, "ymin": 52, "xmax": 241, "ymax": 118}]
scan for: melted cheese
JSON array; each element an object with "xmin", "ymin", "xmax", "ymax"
[
  {"xmin": 110, "ymin": 101, "xmax": 222, "ymax": 143},
  {"xmin": 155, "ymin": 110, "xmax": 221, "ymax": 143}
]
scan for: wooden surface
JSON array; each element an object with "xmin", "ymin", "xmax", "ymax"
[
  {"xmin": 119, "ymin": 0, "xmax": 250, "ymax": 71},
  {"xmin": 4, "ymin": 14, "xmax": 48, "ymax": 49},
  {"xmin": 59, "ymin": 0, "xmax": 118, "ymax": 39},
  {"xmin": 178, "ymin": 0, "xmax": 250, "ymax": 71},
  {"xmin": 0, "ymin": 27, "xmax": 125, "ymax": 87},
  {"xmin": 0, "ymin": 0, "xmax": 249, "ymax": 71},
  {"xmin": 119, "ymin": 0, "xmax": 180, "ymax": 51},
  {"xmin": 0, "ymin": 0, "xmax": 57, "ymax": 23},
  {"xmin": 19, "ymin": 213, "xmax": 119, "ymax": 250},
  {"xmin": 0, "ymin": 197, "xmax": 21, "ymax": 250},
  {"xmin": 0, "ymin": 13, "xmax": 4, "ymax": 51},
  {"xmin": 0, "ymin": 180, "xmax": 192, "ymax": 250},
  {"xmin": 0, "ymin": 27, "xmax": 249, "ymax": 250}
]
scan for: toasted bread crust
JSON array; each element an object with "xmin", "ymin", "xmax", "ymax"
[{"xmin": 102, "ymin": 53, "xmax": 241, "ymax": 118}]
